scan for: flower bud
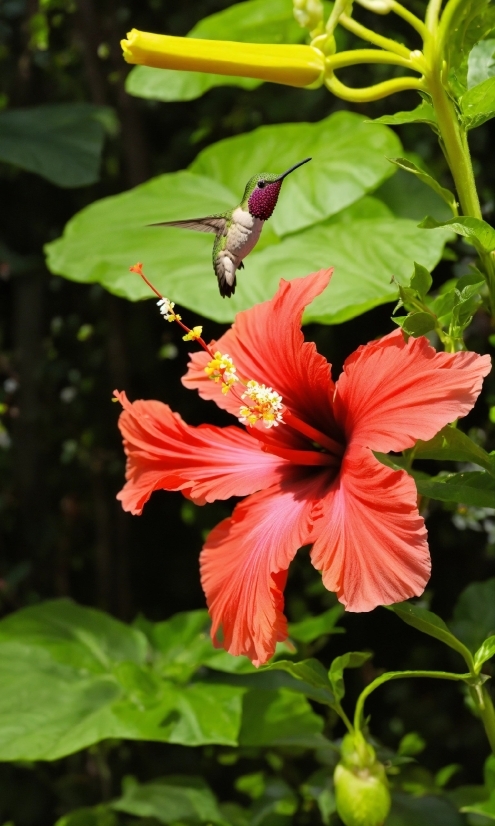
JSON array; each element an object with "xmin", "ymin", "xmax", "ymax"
[
  {"xmin": 334, "ymin": 733, "xmax": 391, "ymax": 826},
  {"xmin": 293, "ymin": 0, "xmax": 324, "ymax": 32}
]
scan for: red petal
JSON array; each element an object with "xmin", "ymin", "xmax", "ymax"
[
  {"xmin": 201, "ymin": 474, "xmax": 328, "ymax": 666},
  {"xmin": 334, "ymin": 329, "xmax": 491, "ymax": 452},
  {"xmin": 183, "ymin": 270, "xmax": 337, "ymax": 434},
  {"xmin": 310, "ymin": 445, "xmax": 430, "ymax": 611},
  {"xmin": 115, "ymin": 391, "xmax": 294, "ymax": 514}
]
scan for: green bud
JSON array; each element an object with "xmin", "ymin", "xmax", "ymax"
[
  {"xmin": 334, "ymin": 734, "xmax": 391, "ymax": 826},
  {"xmin": 293, "ymin": 0, "xmax": 324, "ymax": 33}
]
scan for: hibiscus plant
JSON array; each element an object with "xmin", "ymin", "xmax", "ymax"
[{"xmin": 2, "ymin": 0, "xmax": 495, "ymax": 825}]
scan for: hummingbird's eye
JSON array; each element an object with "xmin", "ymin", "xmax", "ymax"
[{"xmin": 258, "ymin": 180, "xmax": 266, "ymax": 188}]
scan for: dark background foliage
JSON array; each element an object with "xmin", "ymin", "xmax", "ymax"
[{"xmin": 1, "ymin": 1, "xmax": 495, "ymax": 823}]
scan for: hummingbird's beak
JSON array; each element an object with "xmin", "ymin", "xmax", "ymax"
[{"xmin": 274, "ymin": 157, "xmax": 312, "ymax": 182}]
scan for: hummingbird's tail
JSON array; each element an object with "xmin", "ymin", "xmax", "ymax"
[{"xmin": 214, "ymin": 252, "xmax": 237, "ymax": 298}]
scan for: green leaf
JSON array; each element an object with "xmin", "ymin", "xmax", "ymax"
[
  {"xmin": 442, "ymin": 0, "xmax": 495, "ymax": 96},
  {"xmin": 126, "ymin": 67, "xmax": 258, "ymax": 105},
  {"xmin": 139, "ymin": 609, "xmax": 215, "ymax": 681},
  {"xmin": 370, "ymin": 101, "xmax": 437, "ymax": 129},
  {"xmin": 328, "ymin": 652, "xmax": 371, "ymax": 703},
  {"xmin": 260, "ymin": 658, "xmax": 336, "ymax": 706},
  {"xmin": 401, "ymin": 312, "xmax": 437, "ymax": 336},
  {"xmin": 239, "ymin": 688, "xmax": 326, "ymax": 748},
  {"xmin": 410, "ymin": 262, "xmax": 433, "ymax": 296},
  {"xmin": 0, "ymin": 103, "xmax": 112, "ymax": 187},
  {"xmin": 474, "ymin": 635, "xmax": 495, "ymax": 670},
  {"xmin": 126, "ymin": 0, "xmax": 301, "ymax": 102},
  {"xmin": 389, "ymin": 791, "xmax": 464, "ymax": 825},
  {"xmin": 467, "ymin": 38, "xmax": 495, "ymax": 88},
  {"xmin": 413, "ymin": 425, "xmax": 495, "ymax": 474},
  {"xmin": 419, "ymin": 215, "xmax": 495, "ymax": 253},
  {"xmin": 397, "ymin": 731, "xmax": 426, "ymax": 756},
  {"xmin": 55, "ymin": 807, "xmax": 117, "ymax": 826},
  {"xmin": 288, "ymin": 606, "xmax": 345, "ymax": 643},
  {"xmin": 415, "ymin": 470, "xmax": 495, "ymax": 508},
  {"xmin": 461, "ymin": 791, "xmax": 495, "ymax": 820},
  {"xmin": 461, "ymin": 76, "xmax": 495, "ymax": 129},
  {"xmin": 451, "ymin": 579, "xmax": 495, "ymax": 653},
  {"xmin": 249, "ymin": 777, "xmax": 298, "ymax": 823},
  {"xmin": 111, "ymin": 775, "xmax": 226, "ymax": 825},
  {"xmin": 388, "ymin": 157, "xmax": 457, "ymax": 214},
  {"xmin": 388, "ymin": 602, "xmax": 474, "ymax": 666},
  {"xmin": 0, "ymin": 600, "xmax": 245, "ymax": 760}
]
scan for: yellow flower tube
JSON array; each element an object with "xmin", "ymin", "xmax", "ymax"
[{"xmin": 121, "ymin": 29, "xmax": 326, "ymax": 88}]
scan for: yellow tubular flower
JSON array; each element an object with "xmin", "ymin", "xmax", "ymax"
[{"xmin": 121, "ymin": 29, "xmax": 326, "ymax": 88}]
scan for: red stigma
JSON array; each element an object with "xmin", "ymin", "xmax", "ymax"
[{"xmin": 248, "ymin": 181, "xmax": 283, "ymax": 220}]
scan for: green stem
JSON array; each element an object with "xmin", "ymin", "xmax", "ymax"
[
  {"xmin": 389, "ymin": 0, "xmax": 428, "ymax": 38},
  {"xmin": 354, "ymin": 670, "xmax": 471, "ymax": 731},
  {"xmin": 336, "ymin": 703, "xmax": 355, "ymax": 734},
  {"xmin": 423, "ymin": 32, "xmax": 495, "ymax": 311},
  {"xmin": 425, "ymin": 0, "xmax": 443, "ymax": 32},
  {"xmin": 339, "ymin": 13, "xmax": 412, "ymax": 58},
  {"xmin": 325, "ymin": 72, "xmax": 425, "ymax": 102},
  {"xmin": 475, "ymin": 687, "xmax": 495, "ymax": 755},
  {"xmin": 327, "ymin": 48, "xmax": 419, "ymax": 70}
]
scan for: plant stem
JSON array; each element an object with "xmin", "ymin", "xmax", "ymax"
[
  {"xmin": 423, "ymin": 25, "xmax": 495, "ymax": 311},
  {"xmin": 325, "ymin": 72, "xmax": 425, "ymax": 102},
  {"xmin": 471, "ymin": 686, "xmax": 495, "ymax": 755},
  {"xmin": 390, "ymin": 0, "xmax": 428, "ymax": 38},
  {"xmin": 339, "ymin": 13, "xmax": 412, "ymax": 58},
  {"xmin": 353, "ymin": 669, "xmax": 470, "ymax": 731},
  {"xmin": 328, "ymin": 48, "xmax": 419, "ymax": 70}
]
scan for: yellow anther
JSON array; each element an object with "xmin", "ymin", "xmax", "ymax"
[{"xmin": 182, "ymin": 325, "xmax": 203, "ymax": 341}]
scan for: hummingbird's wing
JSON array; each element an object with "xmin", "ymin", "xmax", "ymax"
[{"xmin": 148, "ymin": 217, "xmax": 228, "ymax": 234}]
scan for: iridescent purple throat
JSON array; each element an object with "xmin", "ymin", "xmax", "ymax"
[{"xmin": 248, "ymin": 181, "xmax": 283, "ymax": 220}]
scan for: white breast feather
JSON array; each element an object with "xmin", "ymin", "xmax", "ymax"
[{"xmin": 228, "ymin": 208, "xmax": 263, "ymax": 262}]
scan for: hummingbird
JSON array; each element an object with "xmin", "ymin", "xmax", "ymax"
[{"xmin": 150, "ymin": 157, "xmax": 311, "ymax": 298}]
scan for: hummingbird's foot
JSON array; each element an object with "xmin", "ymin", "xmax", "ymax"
[{"xmin": 239, "ymin": 261, "xmax": 245, "ymax": 270}]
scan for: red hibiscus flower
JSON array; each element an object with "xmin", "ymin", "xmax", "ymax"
[{"xmin": 115, "ymin": 269, "xmax": 491, "ymax": 666}]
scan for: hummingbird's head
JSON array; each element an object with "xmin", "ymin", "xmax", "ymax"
[{"xmin": 243, "ymin": 157, "xmax": 311, "ymax": 220}]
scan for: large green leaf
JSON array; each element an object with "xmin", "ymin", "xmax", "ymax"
[
  {"xmin": 45, "ymin": 111, "xmax": 452, "ymax": 325},
  {"xmin": 126, "ymin": 66, "xmax": 259, "ymax": 103},
  {"xmin": 415, "ymin": 470, "xmax": 495, "ymax": 508},
  {"xmin": 0, "ymin": 104, "xmax": 112, "ymax": 187},
  {"xmin": 126, "ymin": 0, "xmax": 302, "ymax": 102},
  {"xmin": 111, "ymin": 775, "xmax": 226, "ymax": 825},
  {"xmin": 450, "ymin": 579, "xmax": 495, "ymax": 653},
  {"xmin": 0, "ymin": 600, "xmax": 244, "ymax": 760}
]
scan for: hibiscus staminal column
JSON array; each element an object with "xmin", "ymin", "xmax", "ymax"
[{"xmin": 128, "ymin": 263, "xmax": 286, "ymax": 429}]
